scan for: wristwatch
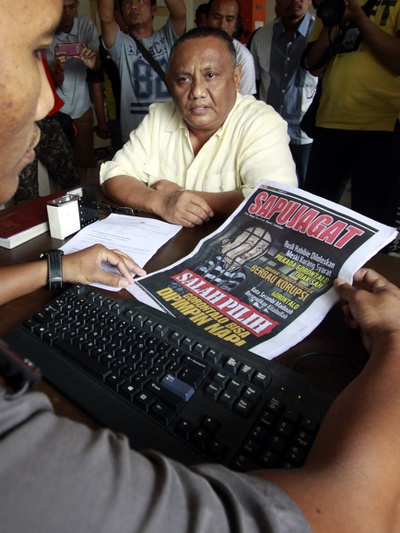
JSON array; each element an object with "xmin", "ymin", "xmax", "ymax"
[{"xmin": 39, "ymin": 249, "xmax": 64, "ymax": 291}]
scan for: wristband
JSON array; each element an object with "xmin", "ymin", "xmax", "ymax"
[{"xmin": 40, "ymin": 249, "xmax": 64, "ymax": 290}]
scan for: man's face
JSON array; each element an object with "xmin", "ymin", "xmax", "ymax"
[
  {"xmin": 195, "ymin": 12, "xmax": 208, "ymax": 28},
  {"xmin": 221, "ymin": 227, "xmax": 272, "ymax": 267},
  {"xmin": 60, "ymin": 0, "xmax": 79, "ymax": 33},
  {"xmin": 0, "ymin": 0, "xmax": 59, "ymax": 204},
  {"xmin": 121, "ymin": 0, "xmax": 156, "ymax": 31},
  {"xmin": 167, "ymin": 36, "xmax": 241, "ymax": 139},
  {"xmin": 276, "ymin": 0, "xmax": 312, "ymax": 22},
  {"xmin": 207, "ymin": 0, "xmax": 239, "ymax": 38}
]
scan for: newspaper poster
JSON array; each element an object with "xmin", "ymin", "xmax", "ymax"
[{"xmin": 129, "ymin": 180, "xmax": 397, "ymax": 359}]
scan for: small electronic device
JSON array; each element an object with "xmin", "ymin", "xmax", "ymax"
[
  {"xmin": 56, "ymin": 42, "xmax": 83, "ymax": 56},
  {"xmin": 46, "ymin": 188, "xmax": 98, "ymax": 240}
]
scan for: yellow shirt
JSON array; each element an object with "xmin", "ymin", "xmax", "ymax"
[
  {"xmin": 100, "ymin": 94, "xmax": 297, "ymax": 197},
  {"xmin": 310, "ymin": 1, "xmax": 400, "ymax": 130}
]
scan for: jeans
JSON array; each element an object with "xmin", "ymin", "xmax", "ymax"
[
  {"xmin": 304, "ymin": 127, "xmax": 400, "ymax": 227},
  {"xmin": 290, "ymin": 142, "xmax": 312, "ymax": 188}
]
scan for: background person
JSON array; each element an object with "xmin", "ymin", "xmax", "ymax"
[
  {"xmin": 206, "ymin": 0, "xmax": 257, "ymax": 95},
  {"xmin": 250, "ymin": 0, "xmax": 318, "ymax": 186},
  {"xmin": 97, "ymin": 0, "xmax": 186, "ymax": 144},
  {"xmin": 47, "ymin": 0, "xmax": 101, "ymax": 183},
  {"xmin": 195, "ymin": 3, "xmax": 209, "ymax": 27},
  {"xmin": 302, "ymin": 0, "xmax": 400, "ymax": 228},
  {"xmin": 15, "ymin": 56, "xmax": 80, "ymax": 202}
]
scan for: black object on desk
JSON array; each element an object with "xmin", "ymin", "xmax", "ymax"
[{"xmin": 3, "ymin": 284, "xmax": 336, "ymax": 471}]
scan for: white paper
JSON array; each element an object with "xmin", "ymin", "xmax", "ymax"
[{"xmin": 60, "ymin": 213, "xmax": 182, "ymax": 291}]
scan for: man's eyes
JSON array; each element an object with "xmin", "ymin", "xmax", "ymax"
[{"xmin": 177, "ymin": 73, "xmax": 217, "ymax": 83}]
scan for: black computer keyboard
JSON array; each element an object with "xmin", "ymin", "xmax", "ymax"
[{"xmin": 3, "ymin": 284, "xmax": 337, "ymax": 471}]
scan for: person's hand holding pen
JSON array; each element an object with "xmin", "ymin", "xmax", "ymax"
[{"xmin": 62, "ymin": 244, "xmax": 146, "ymax": 289}]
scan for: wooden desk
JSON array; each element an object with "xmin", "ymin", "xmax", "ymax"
[{"xmin": 1, "ymin": 204, "xmax": 399, "ymax": 428}]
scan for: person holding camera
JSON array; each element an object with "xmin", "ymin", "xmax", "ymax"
[
  {"xmin": 47, "ymin": 0, "xmax": 101, "ymax": 183},
  {"xmin": 302, "ymin": 0, "xmax": 400, "ymax": 231}
]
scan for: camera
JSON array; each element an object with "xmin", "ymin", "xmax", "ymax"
[
  {"xmin": 46, "ymin": 188, "xmax": 98, "ymax": 240},
  {"xmin": 55, "ymin": 42, "xmax": 84, "ymax": 57},
  {"xmin": 316, "ymin": 0, "xmax": 346, "ymax": 26}
]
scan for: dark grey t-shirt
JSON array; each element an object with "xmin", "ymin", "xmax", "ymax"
[{"xmin": 0, "ymin": 386, "xmax": 311, "ymax": 533}]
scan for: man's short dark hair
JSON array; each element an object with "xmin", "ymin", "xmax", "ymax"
[
  {"xmin": 195, "ymin": 3, "xmax": 209, "ymax": 17},
  {"xmin": 207, "ymin": 0, "xmax": 241, "ymax": 18},
  {"xmin": 169, "ymin": 27, "xmax": 237, "ymax": 70}
]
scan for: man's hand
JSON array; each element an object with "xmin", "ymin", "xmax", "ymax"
[
  {"xmin": 78, "ymin": 45, "xmax": 99, "ymax": 69},
  {"xmin": 62, "ymin": 244, "xmax": 146, "ymax": 289},
  {"xmin": 151, "ymin": 181, "xmax": 214, "ymax": 227},
  {"xmin": 340, "ymin": 0, "xmax": 364, "ymax": 23},
  {"xmin": 334, "ymin": 268, "xmax": 400, "ymax": 354},
  {"xmin": 54, "ymin": 43, "xmax": 99, "ymax": 70}
]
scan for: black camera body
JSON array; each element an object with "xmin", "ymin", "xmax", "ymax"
[{"xmin": 316, "ymin": 0, "xmax": 346, "ymax": 26}]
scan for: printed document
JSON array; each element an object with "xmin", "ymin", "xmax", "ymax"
[
  {"xmin": 129, "ymin": 180, "xmax": 397, "ymax": 359},
  {"xmin": 60, "ymin": 213, "xmax": 182, "ymax": 291}
]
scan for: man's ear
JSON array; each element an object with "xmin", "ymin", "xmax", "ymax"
[{"xmin": 233, "ymin": 64, "xmax": 242, "ymax": 92}]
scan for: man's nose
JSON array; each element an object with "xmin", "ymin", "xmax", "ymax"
[
  {"xmin": 217, "ymin": 18, "xmax": 227, "ymax": 30},
  {"xmin": 35, "ymin": 60, "xmax": 54, "ymax": 122},
  {"xmin": 190, "ymin": 77, "xmax": 207, "ymax": 98}
]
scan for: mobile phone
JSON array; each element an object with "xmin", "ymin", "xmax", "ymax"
[{"xmin": 56, "ymin": 42, "xmax": 83, "ymax": 56}]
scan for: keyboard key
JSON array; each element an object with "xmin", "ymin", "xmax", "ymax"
[
  {"xmin": 204, "ymin": 382, "xmax": 222, "ymax": 402},
  {"xmin": 179, "ymin": 368, "xmax": 204, "ymax": 389},
  {"xmin": 207, "ymin": 440, "xmax": 228, "ymax": 461},
  {"xmin": 242, "ymin": 386, "xmax": 262, "ymax": 406},
  {"xmin": 253, "ymin": 371, "xmax": 272, "ymax": 389},
  {"xmin": 233, "ymin": 398, "xmax": 254, "ymax": 418},
  {"xmin": 175, "ymin": 418, "xmax": 197, "ymax": 440},
  {"xmin": 238, "ymin": 364, "xmax": 255, "ymax": 381},
  {"xmin": 224, "ymin": 357, "xmax": 241, "ymax": 374},
  {"xmin": 191, "ymin": 428, "xmax": 210, "ymax": 450},
  {"xmin": 134, "ymin": 391, "xmax": 156, "ymax": 412},
  {"xmin": 161, "ymin": 374, "xmax": 195, "ymax": 401},
  {"xmin": 151, "ymin": 402, "xmax": 176, "ymax": 426},
  {"xmin": 201, "ymin": 415, "xmax": 221, "ymax": 433},
  {"xmin": 220, "ymin": 390, "xmax": 237, "ymax": 409},
  {"xmin": 146, "ymin": 382, "xmax": 185, "ymax": 412}
]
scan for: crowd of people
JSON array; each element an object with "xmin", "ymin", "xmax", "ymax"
[
  {"xmin": 11, "ymin": 0, "xmax": 399, "ymax": 255},
  {"xmin": 1, "ymin": 0, "xmax": 400, "ymax": 531}
]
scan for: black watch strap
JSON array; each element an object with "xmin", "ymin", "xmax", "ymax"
[{"xmin": 40, "ymin": 249, "xmax": 64, "ymax": 290}]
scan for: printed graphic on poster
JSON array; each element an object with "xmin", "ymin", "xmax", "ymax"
[{"xmin": 129, "ymin": 180, "xmax": 397, "ymax": 359}]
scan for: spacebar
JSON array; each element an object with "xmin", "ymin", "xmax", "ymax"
[{"xmin": 53, "ymin": 339, "xmax": 110, "ymax": 379}]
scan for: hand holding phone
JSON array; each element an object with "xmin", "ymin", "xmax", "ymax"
[{"xmin": 55, "ymin": 42, "xmax": 84, "ymax": 57}]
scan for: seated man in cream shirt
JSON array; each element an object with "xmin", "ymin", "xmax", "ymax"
[{"xmin": 100, "ymin": 27, "xmax": 297, "ymax": 228}]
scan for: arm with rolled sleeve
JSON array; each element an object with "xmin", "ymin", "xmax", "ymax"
[{"xmin": 100, "ymin": 97, "xmax": 297, "ymax": 225}]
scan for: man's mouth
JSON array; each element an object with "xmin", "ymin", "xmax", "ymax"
[{"xmin": 190, "ymin": 105, "xmax": 209, "ymax": 114}]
